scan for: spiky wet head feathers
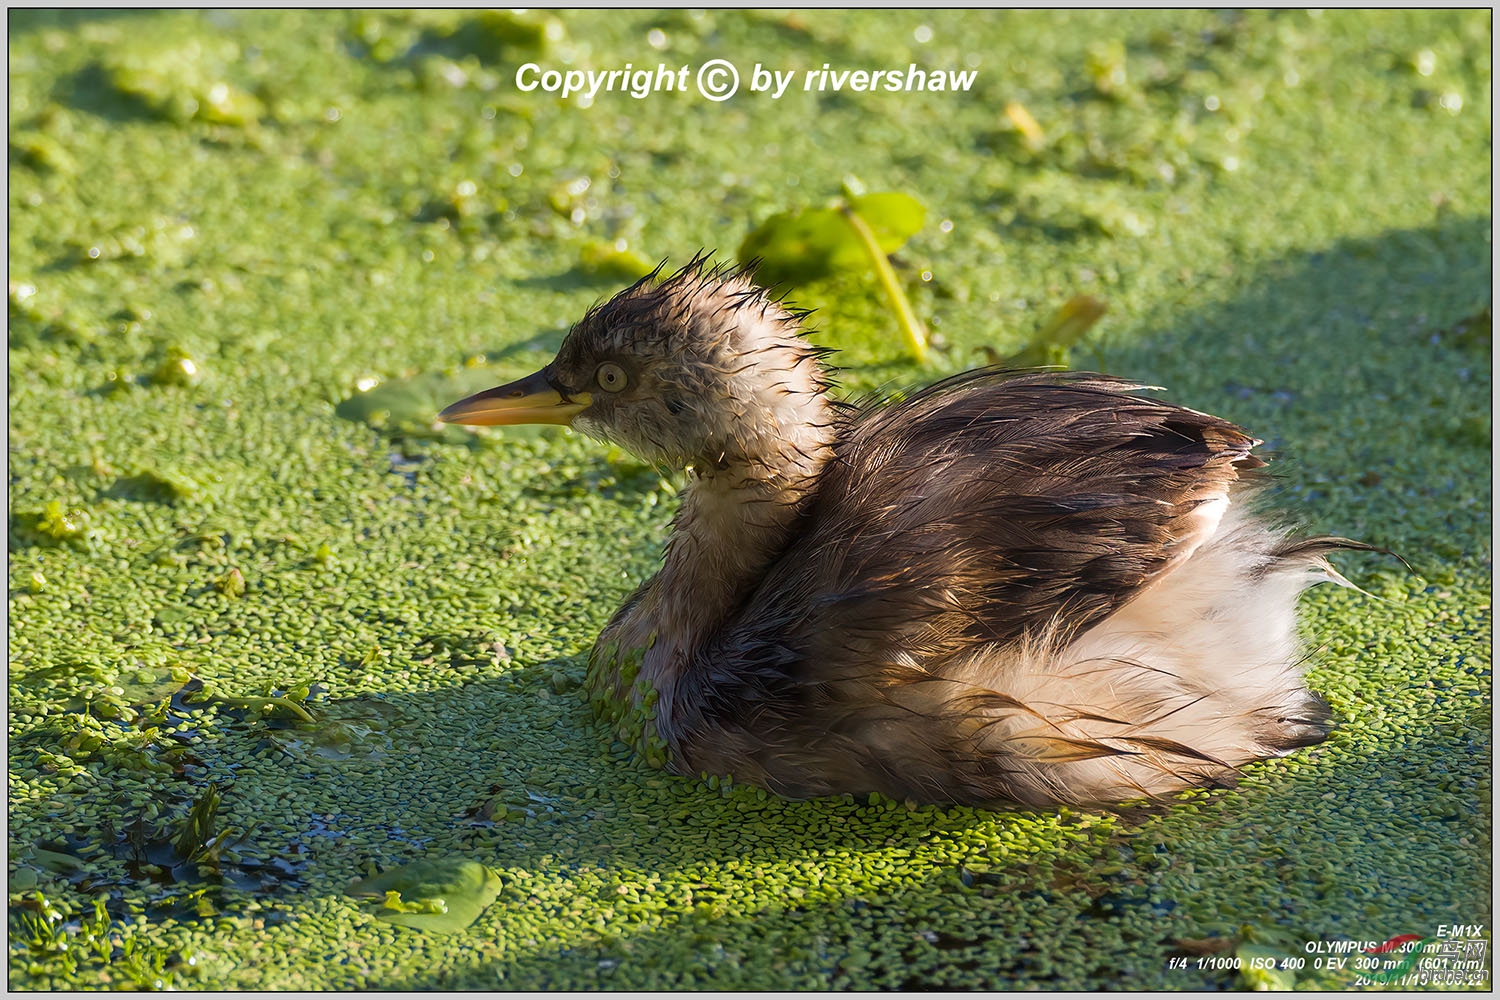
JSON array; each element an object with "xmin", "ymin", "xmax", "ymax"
[{"xmin": 546, "ymin": 256, "xmax": 839, "ymax": 472}]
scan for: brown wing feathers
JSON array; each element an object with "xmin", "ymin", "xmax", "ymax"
[{"xmin": 782, "ymin": 370, "xmax": 1258, "ymax": 651}]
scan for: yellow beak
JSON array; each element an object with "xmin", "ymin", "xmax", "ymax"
[{"xmin": 438, "ymin": 369, "xmax": 591, "ymax": 427}]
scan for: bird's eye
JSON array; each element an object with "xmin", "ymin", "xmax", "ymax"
[{"xmin": 596, "ymin": 362, "xmax": 628, "ymax": 393}]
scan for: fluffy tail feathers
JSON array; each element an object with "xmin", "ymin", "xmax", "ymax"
[{"xmin": 935, "ymin": 507, "xmax": 1373, "ymax": 805}]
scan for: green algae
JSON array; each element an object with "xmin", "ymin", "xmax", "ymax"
[{"xmin": 7, "ymin": 7, "xmax": 1491, "ymax": 992}]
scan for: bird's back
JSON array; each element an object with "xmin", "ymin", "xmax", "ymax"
[{"xmin": 787, "ymin": 370, "xmax": 1261, "ymax": 647}]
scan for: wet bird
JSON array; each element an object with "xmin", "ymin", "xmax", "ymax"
[{"xmin": 440, "ymin": 258, "xmax": 1366, "ymax": 807}]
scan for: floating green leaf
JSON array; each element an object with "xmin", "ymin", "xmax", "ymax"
[
  {"xmin": 739, "ymin": 192, "xmax": 925, "ymax": 286},
  {"xmin": 738, "ymin": 180, "xmax": 928, "ymax": 361},
  {"xmin": 348, "ymin": 858, "xmax": 503, "ymax": 934},
  {"xmin": 335, "ymin": 367, "xmax": 510, "ymax": 442}
]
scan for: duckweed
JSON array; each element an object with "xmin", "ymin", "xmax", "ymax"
[{"xmin": 8, "ymin": 8, "xmax": 1490, "ymax": 993}]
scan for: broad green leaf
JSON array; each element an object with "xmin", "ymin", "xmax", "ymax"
[
  {"xmin": 348, "ymin": 858, "xmax": 503, "ymax": 934},
  {"xmin": 335, "ymin": 366, "xmax": 529, "ymax": 442},
  {"xmin": 738, "ymin": 206, "xmax": 850, "ymax": 284},
  {"xmin": 846, "ymin": 192, "xmax": 926, "ymax": 255},
  {"xmin": 738, "ymin": 192, "xmax": 925, "ymax": 286}
]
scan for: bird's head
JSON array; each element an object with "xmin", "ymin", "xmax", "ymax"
[{"xmin": 439, "ymin": 258, "xmax": 836, "ymax": 470}]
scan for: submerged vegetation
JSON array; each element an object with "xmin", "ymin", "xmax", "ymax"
[{"xmin": 7, "ymin": 8, "xmax": 1492, "ymax": 991}]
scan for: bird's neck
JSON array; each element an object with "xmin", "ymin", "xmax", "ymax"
[
  {"xmin": 604, "ymin": 392, "xmax": 840, "ymax": 708},
  {"xmin": 665, "ymin": 445, "xmax": 829, "ymax": 632},
  {"xmin": 670, "ymin": 397, "xmax": 838, "ymax": 621}
]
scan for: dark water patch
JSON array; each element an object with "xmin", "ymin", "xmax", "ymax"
[
  {"xmin": 238, "ymin": 693, "xmax": 409, "ymax": 764},
  {"xmin": 387, "ymin": 448, "xmax": 428, "ymax": 487}
]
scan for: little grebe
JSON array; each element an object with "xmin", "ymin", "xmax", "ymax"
[{"xmin": 440, "ymin": 259, "xmax": 1365, "ymax": 807}]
